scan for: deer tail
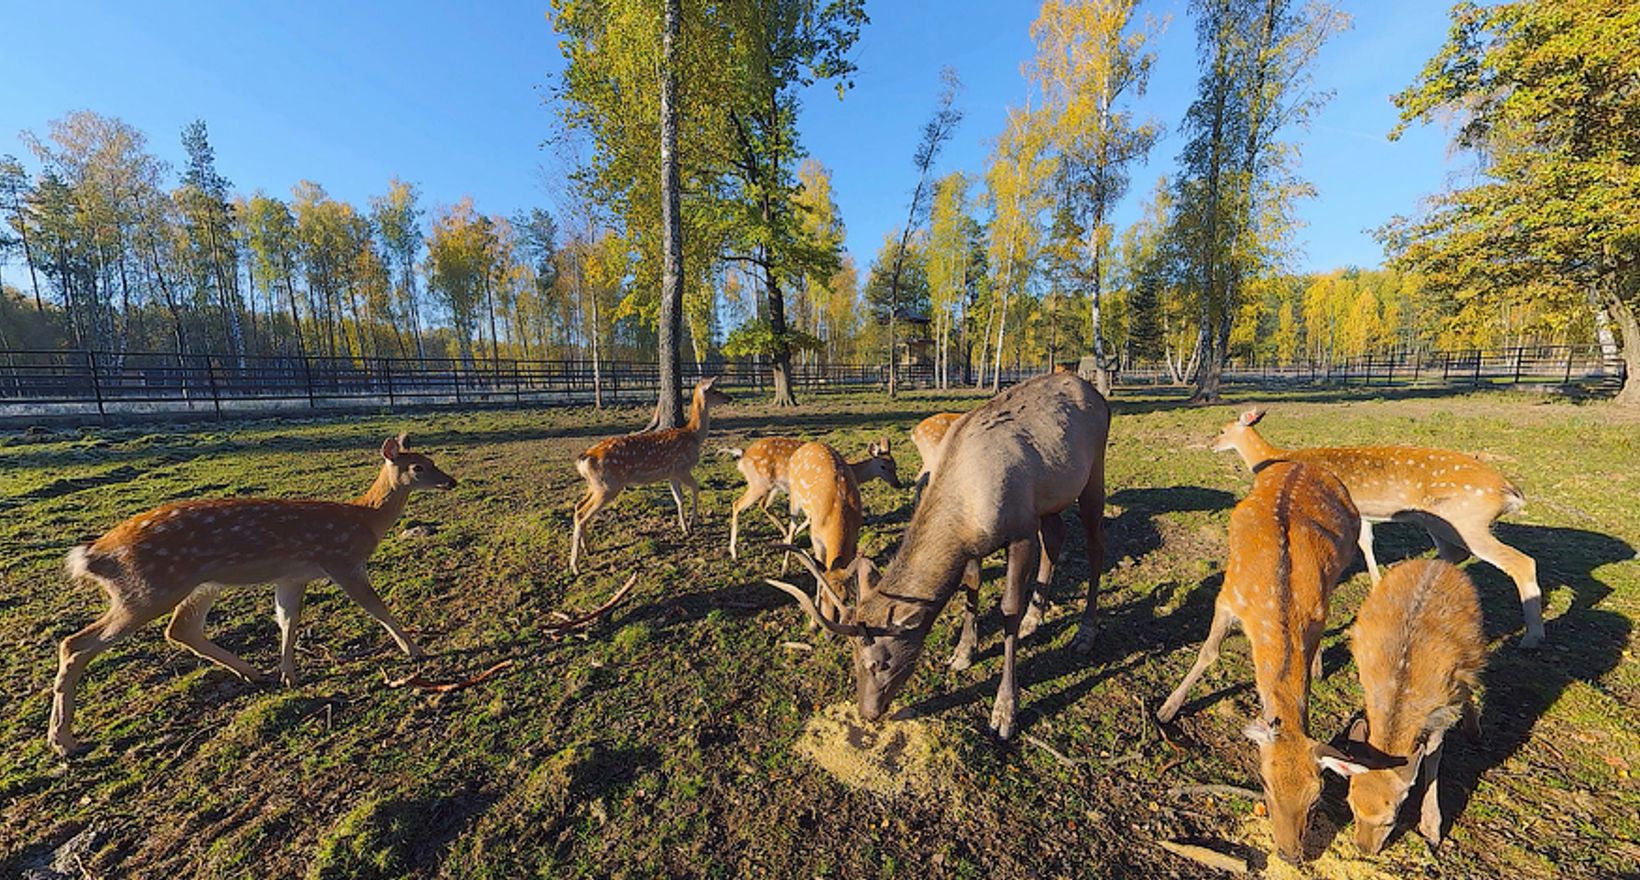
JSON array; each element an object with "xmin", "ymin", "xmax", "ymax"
[
  {"xmin": 65, "ymin": 545, "xmax": 121, "ymax": 584},
  {"xmin": 716, "ymin": 446, "xmax": 744, "ymax": 460},
  {"xmin": 1501, "ymin": 481, "xmax": 1526, "ymax": 516}
]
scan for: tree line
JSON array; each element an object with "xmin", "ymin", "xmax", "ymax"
[{"xmin": 3, "ymin": 0, "xmax": 1635, "ymax": 407}]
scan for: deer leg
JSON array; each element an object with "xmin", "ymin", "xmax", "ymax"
[
  {"xmin": 1417, "ymin": 733, "xmax": 1447, "ymax": 845},
  {"xmin": 911, "ymin": 472, "xmax": 929, "ymax": 508},
  {"xmin": 273, "ymin": 579, "xmax": 309, "ymax": 687},
  {"xmin": 1069, "ymin": 474, "xmax": 1107, "ymax": 654},
  {"xmin": 730, "ymin": 486, "xmax": 767, "ymax": 560},
  {"xmin": 681, "ymin": 473, "xmax": 701, "ymax": 531},
  {"xmin": 328, "ymin": 565, "xmax": 424, "ymax": 660},
  {"xmin": 166, "ymin": 586, "xmax": 265, "ymax": 684},
  {"xmin": 1156, "ymin": 602, "xmax": 1236, "ymax": 724},
  {"xmin": 990, "ymin": 535, "xmax": 1039, "ymax": 740},
  {"xmin": 948, "ymin": 559, "xmax": 982, "ymax": 671},
  {"xmin": 51, "ymin": 601, "xmax": 158, "ymax": 757},
  {"xmin": 570, "ymin": 487, "xmax": 610, "ymax": 575},
  {"xmin": 759, "ymin": 491, "xmax": 788, "ymax": 532},
  {"xmin": 1359, "ymin": 519, "xmax": 1383, "ymax": 584},
  {"xmin": 1021, "ymin": 514, "xmax": 1065, "ymax": 639},
  {"xmin": 1451, "ymin": 522, "xmax": 1544, "ymax": 648},
  {"xmin": 668, "ymin": 480, "xmax": 690, "ymax": 535},
  {"xmin": 1460, "ymin": 693, "xmax": 1481, "ymax": 739}
]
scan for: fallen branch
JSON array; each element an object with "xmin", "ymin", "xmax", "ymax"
[
  {"xmin": 385, "ymin": 659, "xmax": 515, "ymax": 692},
  {"xmin": 1169, "ymin": 784, "xmax": 1263, "ymax": 801},
  {"xmin": 545, "ymin": 573, "xmax": 638, "ymax": 636},
  {"xmin": 1157, "ymin": 840, "xmax": 1247, "ymax": 875}
]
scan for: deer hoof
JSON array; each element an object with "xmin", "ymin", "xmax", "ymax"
[
  {"xmin": 1419, "ymin": 815, "xmax": 1444, "ymax": 849},
  {"xmin": 1069, "ymin": 624, "xmax": 1098, "ymax": 655},
  {"xmin": 947, "ymin": 649, "xmax": 973, "ymax": 672},
  {"xmin": 989, "ymin": 696, "xmax": 1017, "ymax": 740},
  {"xmin": 1019, "ymin": 608, "xmax": 1043, "ymax": 640},
  {"xmin": 1518, "ymin": 630, "xmax": 1544, "ymax": 650},
  {"xmin": 50, "ymin": 735, "xmax": 88, "ymax": 758}
]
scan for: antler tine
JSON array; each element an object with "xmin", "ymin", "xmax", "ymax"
[
  {"xmin": 765, "ymin": 578, "xmax": 862, "ymax": 637},
  {"xmin": 772, "ymin": 542, "xmax": 829, "ymax": 585}
]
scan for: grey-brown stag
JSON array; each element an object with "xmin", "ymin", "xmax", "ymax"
[{"xmin": 770, "ymin": 372, "xmax": 1110, "ymax": 739}]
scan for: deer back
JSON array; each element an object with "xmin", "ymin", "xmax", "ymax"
[
  {"xmin": 788, "ymin": 441, "xmax": 862, "ymax": 570},
  {"xmin": 1286, "ymin": 445, "xmax": 1523, "ymax": 520},
  {"xmin": 910, "ymin": 412, "xmax": 963, "ymax": 478},
  {"xmin": 737, "ymin": 437, "xmax": 805, "ymax": 489}
]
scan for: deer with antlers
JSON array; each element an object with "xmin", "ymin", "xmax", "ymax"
[
  {"xmin": 570, "ymin": 377, "xmax": 731, "ymax": 573},
  {"xmin": 768, "ymin": 372, "xmax": 1109, "ymax": 740},
  {"xmin": 1214, "ymin": 408, "xmax": 1543, "ymax": 648},
  {"xmin": 723, "ymin": 437, "xmax": 901, "ymax": 560},
  {"xmin": 49, "ymin": 434, "xmax": 455, "ymax": 757},
  {"xmin": 1155, "ymin": 460, "xmax": 1368, "ymax": 865},
  {"xmin": 908, "ymin": 411, "xmax": 963, "ymax": 506},
  {"xmin": 1345, "ymin": 559, "xmax": 1485, "ymax": 854}
]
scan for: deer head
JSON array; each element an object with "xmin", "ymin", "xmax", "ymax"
[
  {"xmin": 1212, "ymin": 407, "xmax": 1266, "ymax": 453},
  {"xmin": 861, "ymin": 439, "xmax": 903, "ymax": 489},
  {"xmin": 381, "ymin": 434, "xmax": 458, "ymax": 492},
  {"xmin": 1342, "ymin": 717, "xmax": 1420, "ymax": 854},
  {"xmin": 768, "ymin": 548, "xmax": 927, "ymax": 721},
  {"xmin": 1244, "ymin": 715, "xmax": 1370, "ymax": 864},
  {"xmin": 695, "ymin": 376, "xmax": 733, "ymax": 409}
]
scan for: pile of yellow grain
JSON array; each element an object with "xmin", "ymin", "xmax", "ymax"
[{"xmin": 795, "ymin": 703, "xmax": 955, "ymax": 797}]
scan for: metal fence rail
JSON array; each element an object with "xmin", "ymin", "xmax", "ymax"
[{"xmin": 0, "ymin": 345, "xmax": 1623, "ymax": 421}]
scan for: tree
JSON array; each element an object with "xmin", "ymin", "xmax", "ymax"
[
  {"xmin": 981, "ymin": 106, "xmax": 1055, "ymax": 391},
  {"xmin": 654, "ymin": 0, "xmax": 687, "ymax": 429},
  {"xmin": 371, "ymin": 178, "xmax": 427, "ymax": 356},
  {"xmin": 1386, "ymin": 0, "xmax": 1640, "ymax": 405},
  {"xmin": 884, "ymin": 68, "xmax": 963, "ymax": 397},
  {"xmin": 927, "ymin": 172, "xmax": 977, "ymax": 387},
  {"xmin": 426, "ymin": 197, "xmax": 488, "ymax": 365},
  {"xmin": 1031, "ymin": 0, "xmax": 1162, "ymax": 393},
  {"xmin": 177, "ymin": 120, "xmax": 245, "ymax": 359},
  {"xmin": 0, "ymin": 155, "xmax": 44, "ymax": 311},
  {"xmin": 1171, "ymin": 0, "xmax": 1346, "ymax": 402}
]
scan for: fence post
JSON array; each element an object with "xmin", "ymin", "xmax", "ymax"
[
  {"xmin": 383, "ymin": 357, "xmax": 396, "ymax": 409},
  {"xmin": 514, "ymin": 360, "xmax": 523, "ymax": 406},
  {"xmin": 1564, "ymin": 346, "xmax": 1575, "ymax": 384},
  {"xmin": 205, "ymin": 355, "xmax": 223, "ymax": 420},
  {"xmin": 86, "ymin": 349, "xmax": 106, "ymax": 421},
  {"xmin": 1473, "ymin": 349, "xmax": 1483, "ymax": 386},
  {"xmin": 1513, "ymin": 347, "xmax": 1525, "ymax": 384},
  {"xmin": 302, "ymin": 355, "xmax": 316, "ymax": 408}
]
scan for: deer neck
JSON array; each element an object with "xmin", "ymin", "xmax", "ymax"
[
  {"xmin": 354, "ymin": 465, "xmax": 412, "ymax": 539},
  {"xmin": 685, "ymin": 389, "xmax": 710, "ymax": 435},
  {"xmin": 875, "ymin": 513, "xmax": 971, "ymax": 631},
  {"xmin": 1238, "ymin": 428, "xmax": 1285, "ymax": 471}
]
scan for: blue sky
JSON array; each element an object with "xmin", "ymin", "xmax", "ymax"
[{"xmin": 0, "ymin": 0, "xmax": 1460, "ymax": 289}]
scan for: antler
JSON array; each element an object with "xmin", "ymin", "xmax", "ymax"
[{"xmin": 766, "ymin": 577, "xmax": 862, "ymax": 637}]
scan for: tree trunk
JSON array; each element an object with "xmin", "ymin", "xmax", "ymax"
[
  {"xmin": 652, "ymin": 0, "xmax": 686, "ymax": 429},
  {"xmin": 1597, "ymin": 280, "xmax": 1640, "ymax": 406}
]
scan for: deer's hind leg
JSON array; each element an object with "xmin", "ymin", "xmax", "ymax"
[
  {"xmin": 1020, "ymin": 514, "xmax": 1065, "ymax": 639},
  {"xmin": 571, "ymin": 484, "xmax": 613, "ymax": 574},
  {"xmin": 51, "ymin": 595, "xmax": 166, "ymax": 757},
  {"xmin": 166, "ymin": 585, "xmax": 266, "ymax": 684},
  {"xmin": 1069, "ymin": 462, "xmax": 1107, "ymax": 654}
]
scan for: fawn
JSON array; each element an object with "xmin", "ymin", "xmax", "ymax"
[
  {"xmin": 1346, "ymin": 559, "xmax": 1485, "ymax": 854},
  {"xmin": 1156, "ymin": 460, "xmax": 1368, "ymax": 864},
  {"xmin": 724, "ymin": 437, "xmax": 901, "ymax": 560},
  {"xmin": 908, "ymin": 411, "xmax": 963, "ymax": 506},
  {"xmin": 1215, "ymin": 408, "xmax": 1543, "ymax": 647},
  {"xmin": 570, "ymin": 377, "xmax": 731, "ymax": 573},
  {"xmin": 50, "ymin": 434, "xmax": 455, "ymax": 757}
]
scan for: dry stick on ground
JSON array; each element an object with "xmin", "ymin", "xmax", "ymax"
[
  {"xmin": 1156, "ymin": 840, "xmax": 1248, "ymax": 875},
  {"xmin": 1169, "ymin": 784, "xmax": 1264, "ymax": 800},
  {"xmin": 1023, "ymin": 734, "xmax": 1143, "ymax": 770}
]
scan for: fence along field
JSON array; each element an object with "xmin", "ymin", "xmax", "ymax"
[{"xmin": 0, "ymin": 343, "xmax": 1625, "ymax": 421}]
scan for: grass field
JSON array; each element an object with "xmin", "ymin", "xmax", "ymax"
[{"xmin": 1, "ymin": 386, "xmax": 1637, "ymax": 878}]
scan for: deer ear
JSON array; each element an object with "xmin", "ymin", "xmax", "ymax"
[
  {"xmin": 879, "ymin": 437, "xmax": 890, "ymax": 454},
  {"xmin": 701, "ymin": 376, "xmax": 717, "ymax": 389},
  {"xmin": 855, "ymin": 556, "xmax": 882, "ymax": 598},
  {"xmin": 381, "ymin": 435, "xmax": 402, "ymax": 461},
  {"xmin": 1348, "ymin": 716, "xmax": 1370, "ymax": 744},
  {"xmin": 1239, "ymin": 408, "xmax": 1265, "ymax": 426},
  {"xmin": 1315, "ymin": 742, "xmax": 1372, "ymax": 777}
]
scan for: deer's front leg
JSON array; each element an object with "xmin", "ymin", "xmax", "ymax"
[
  {"xmin": 329, "ymin": 565, "xmax": 424, "ymax": 660},
  {"xmin": 990, "ymin": 536, "xmax": 1038, "ymax": 740},
  {"xmin": 1021, "ymin": 514, "xmax": 1065, "ymax": 639},
  {"xmin": 948, "ymin": 559, "xmax": 981, "ymax": 671},
  {"xmin": 1418, "ymin": 734, "xmax": 1447, "ymax": 846},
  {"xmin": 273, "ymin": 578, "xmax": 308, "ymax": 687}
]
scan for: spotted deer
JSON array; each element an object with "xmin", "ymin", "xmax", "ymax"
[
  {"xmin": 768, "ymin": 372, "xmax": 1109, "ymax": 740},
  {"xmin": 1346, "ymin": 559, "xmax": 1485, "ymax": 854},
  {"xmin": 571, "ymin": 377, "xmax": 731, "ymax": 573},
  {"xmin": 723, "ymin": 437, "xmax": 901, "ymax": 560},
  {"xmin": 908, "ymin": 411, "xmax": 963, "ymax": 506},
  {"xmin": 768, "ymin": 441, "xmax": 876, "ymax": 621},
  {"xmin": 1214, "ymin": 408, "xmax": 1543, "ymax": 647},
  {"xmin": 1155, "ymin": 461, "xmax": 1368, "ymax": 865},
  {"xmin": 49, "ymin": 434, "xmax": 456, "ymax": 758}
]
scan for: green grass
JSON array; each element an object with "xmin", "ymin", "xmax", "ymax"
[{"xmin": 1, "ymin": 386, "xmax": 1636, "ymax": 877}]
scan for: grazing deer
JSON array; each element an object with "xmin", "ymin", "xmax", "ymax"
[
  {"xmin": 50, "ymin": 435, "xmax": 455, "ymax": 758},
  {"xmin": 1214, "ymin": 408, "xmax": 1543, "ymax": 648},
  {"xmin": 1346, "ymin": 559, "xmax": 1485, "ymax": 854},
  {"xmin": 909, "ymin": 411, "xmax": 963, "ymax": 506},
  {"xmin": 768, "ymin": 372, "xmax": 1109, "ymax": 740},
  {"xmin": 571, "ymin": 377, "xmax": 731, "ymax": 573},
  {"xmin": 723, "ymin": 437, "xmax": 901, "ymax": 560},
  {"xmin": 1155, "ymin": 461, "xmax": 1367, "ymax": 865},
  {"xmin": 772, "ymin": 441, "xmax": 873, "ymax": 620}
]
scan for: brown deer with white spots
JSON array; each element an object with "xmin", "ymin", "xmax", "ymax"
[
  {"xmin": 723, "ymin": 437, "xmax": 902, "ymax": 560},
  {"xmin": 570, "ymin": 377, "xmax": 732, "ymax": 573},
  {"xmin": 1155, "ymin": 460, "xmax": 1369, "ymax": 865},
  {"xmin": 908, "ymin": 411, "xmax": 963, "ymax": 506},
  {"xmin": 1214, "ymin": 408, "xmax": 1543, "ymax": 648},
  {"xmin": 1345, "ymin": 559, "xmax": 1485, "ymax": 854},
  {"xmin": 767, "ymin": 371, "xmax": 1109, "ymax": 740},
  {"xmin": 50, "ymin": 434, "xmax": 456, "ymax": 758}
]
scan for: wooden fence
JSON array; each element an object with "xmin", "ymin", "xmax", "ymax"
[{"xmin": 0, "ymin": 345, "xmax": 1623, "ymax": 421}]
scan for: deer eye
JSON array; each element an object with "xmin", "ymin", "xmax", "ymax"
[{"xmin": 410, "ymin": 464, "xmax": 425, "ymax": 474}]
